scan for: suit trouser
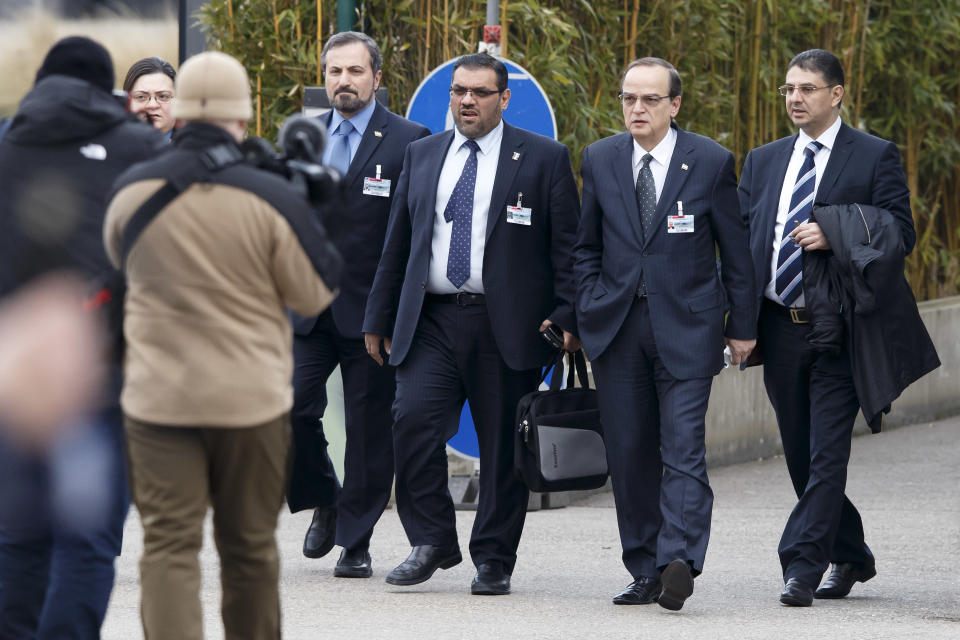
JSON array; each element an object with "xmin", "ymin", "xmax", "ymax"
[
  {"xmin": 125, "ymin": 415, "xmax": 290, "ymax": 640},
  {"xmin": 0, "ymin": 406, "xmax": 128, "ymax": 640},
  {"xmin": 289, "ymin": 311, "xmax": 396, "ymax": 551},
  {"xmin": 758, "ymin": 302, "xmax": 872, "ymax": 588},
  {"xmin": 592, "ymin": 297, "xmax": 714, "ymax": 579},
  {"xmin": 392, "ymin": 299, "xmax": 539, "ymax": 573}
]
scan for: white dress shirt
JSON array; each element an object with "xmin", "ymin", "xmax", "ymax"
[
  {"xmin": 765, "ymin": 115, "xmax": 842, "ymax": 306},
  {"xmin": 632, "ymin": 126, "xmax": 677, "ymax": 206},
  {"xmin": 427, "ymin": 120, "xmax": 504, "ymax": 294}
]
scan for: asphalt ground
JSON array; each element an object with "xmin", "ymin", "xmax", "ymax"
[{"xmin": 102, "ymin": 415, "xmax": 960, "ymax": 639}]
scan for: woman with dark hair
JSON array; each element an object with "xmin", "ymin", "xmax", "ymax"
[{"xmin": 123, "ymin": 57, "xmax": 176, "ymax": 137}]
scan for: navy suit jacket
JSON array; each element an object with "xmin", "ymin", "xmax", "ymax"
[
  {"xmin": 292, "ymin": 102, "xmax": 430, "ymax": 337},
  {"xmin": 575, "ymin": 124, "xmax": 756, "ymax": 379},
  {"xmin": 362, "ymin": 121, "xmax": 580, "ymax": 371},
  {"xmin": 738, "ymin": 121, "xmax": 914, "ymax": 320}
]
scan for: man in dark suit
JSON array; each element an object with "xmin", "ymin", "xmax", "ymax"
[
  {"xmin": 739, "ymin": 49, "xmax": 914, "ymax": 607},
  {"xmin": 575, "ymin": 58, "xmax": 756, "ymax": 611},
  {"xmin": 363, "ymin": 53, "xmax": 580, "ymax": 595},
  {"xmin": 289, "ymin": 31, "xmax": 430, "ymax": 578}
]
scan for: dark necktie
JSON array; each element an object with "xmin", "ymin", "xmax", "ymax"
[
  {"xmin": 444, "ymin": 140, "xmax": 481, "ymax": 289},
  {"xmin": 636, "ymin": 153, "xmax": 656, "ymax": 234},
  {"xmin": 775, "ymin": 140, "xmax": 823, "ymax": 306},
  {"xmin": 327, "ymin": 119, "xmax": 354, "ymax": 175}
]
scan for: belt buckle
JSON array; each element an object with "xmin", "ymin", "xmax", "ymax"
[
  {"xmin": 455, "ymin": 292, "xmax": 470, "ymax": 306},
  {"xmin": 789, "ymin": 308, "xmax": 808, "ymax": 324}
]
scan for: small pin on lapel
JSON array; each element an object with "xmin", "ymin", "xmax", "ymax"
[
  {"xmin": 374, "ymin": 131, "xmax": 383, "ymax": 137},
  {"xmin": 681, "ymin": 163, "xmax": 689, "ymax": 171},
  {"xmin": 512, "ymin": 152, "xmax": 520, "ymax": 161}
]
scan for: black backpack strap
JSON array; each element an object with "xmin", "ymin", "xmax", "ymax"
[{"xmin": 120, "ymin": 143, "xmax": 245, "ymax": 268}]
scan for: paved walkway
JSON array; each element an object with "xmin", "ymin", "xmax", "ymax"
[{"xmin": 102, "ymin": 416, "xmax": 960, "ymax": 639}]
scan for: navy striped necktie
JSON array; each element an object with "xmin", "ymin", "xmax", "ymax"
[{"xmin": 775, "ymin": 140, "xmax": 823, "ymax": 306}]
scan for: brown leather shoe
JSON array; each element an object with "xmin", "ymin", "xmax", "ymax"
[{"xmin": 814, "ymin": 562, "xmax": 877, "ymax": 599}]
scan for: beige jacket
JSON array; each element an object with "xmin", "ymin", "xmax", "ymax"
[{"xmin": 104, "ymin": 126, "xmax": 341, "ymax": 427}]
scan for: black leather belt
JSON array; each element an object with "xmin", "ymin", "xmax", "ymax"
[
  {"xmin": 763, "ymin": 298, "xmax": 809, "ymax": 323},
  {"xmin": 425, "ymin": 292, "xmax": 486, "ymax": 306}
]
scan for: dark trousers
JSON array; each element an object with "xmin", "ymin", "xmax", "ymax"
[
  {"xmin": 289, "ymin": 311, "xmax": 396, "ymax": 551},
  {"xmin": 392, "ymin": 299, "xmax": 539, "ymax": 573},
  {"xmin": 759, "ymin": 300, "xmax": 872, "ymax": 588},
  {"xmin": 592, "ymin": 297, "xmax": 714, "ymax": 579},
  {"xmin": 0, "ymin": 406, "xmax": 128, "ymax": 640}
]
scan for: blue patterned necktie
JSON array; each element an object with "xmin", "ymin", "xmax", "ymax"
[
  {"xmin": 636, "ymin": 153, "xmax": 656, "ymax": 234},
  {"xmin": 328, "ymin": 119, "xmax": 354, "ymax": 174},
  {"xmin": 444, "ymin": 140, "xmax": 480, "ymax": 289},
  {"xmin": 775, "ymin": 140, "xmax": 823, "ymax": 306}
]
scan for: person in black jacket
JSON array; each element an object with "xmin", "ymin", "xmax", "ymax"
[{"xmin": 0, "ymin": 36, "xmax": 163, "ymax": 639}]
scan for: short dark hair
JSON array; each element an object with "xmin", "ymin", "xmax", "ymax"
[
  {"xmin": 122, "ymin": 57, "xmax": 176, "ymax": 93},
  {"xmin": 787, "ymin": 49, "xmax": 845, "ymax": 88},
  {"xmin": 621, "ymin": 57, "xmax": 682, "ymax": 98},
  {"xmin": 321, "ymin": 31, "xmax": 382, "ymax": 75},
  {"xmin": 452, "ymin": 53, "xmax": 508, "ymax": 93}
]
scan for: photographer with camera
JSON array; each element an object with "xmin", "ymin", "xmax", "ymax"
[{"xmin": 103, "ymin": 51, "xmax": 342, "ymax": 640}]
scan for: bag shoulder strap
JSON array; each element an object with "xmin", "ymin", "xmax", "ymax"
[{"xmin": 120, "ymin": 143, "xmax": 245, "ymax": 268}]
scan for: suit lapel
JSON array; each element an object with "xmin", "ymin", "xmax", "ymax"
[
  {"xmin": 486, "ymin": 122, "xmax": 524, "ymax": 241},
  {"xmin": 817, "ymin": 123, "xmax": 854, "ymax": 200},
  {"xmin": 643, "ymin": 127, "xmax": 692, "ymax": 250},
  {"xmin": 758, "ymin": 136, "xmax": 796, "ymax": 248},
  {"xmin": 611, "ymin": 133, "xmax": 645, "ymax": 245},
  {"xmin": 420, "ymin": 131, "xmax": 455, "ymax": 234},
  {"xmin": 345, "ymin": 103, "xmax": 388, "ymax": 188}
]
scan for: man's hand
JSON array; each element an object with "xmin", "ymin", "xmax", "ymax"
[
  {"xmin": 364, "ymin": 333, "xmax": 391, "ymax": 366},
  {"xmin": 540, "ymin": 319, "xmax": 582, "ymax": 353},
  {"xmin": 724, "ymin": 337, "xmax": 756, "ymax": 366},
  {"xmin": 790, "ymin": 221, "xmax": 831, "ymax": 251}
]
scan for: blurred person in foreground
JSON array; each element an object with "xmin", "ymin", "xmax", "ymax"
[
  {"xmin": 122, "ymin": 56, "xmax": 176, "ymax": 138},
  {"xmin": 104, "ymin": 51, "xmax": 341, "ymax": 640},
  {"xmin": 0, "ymin": 35, "xmax": 162, "ymax": 640}
]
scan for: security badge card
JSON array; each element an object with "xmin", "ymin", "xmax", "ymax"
[
  {"xmin": 506, "ymin": 192, "xmax": 532, "ymax": 226},
  {"xmin": 667, "ymin": 200, "xmax": 694, "ymax": 233},
  {"xmin": 363, "ymin": 164, "xmax": 391, "ymax": 197}
]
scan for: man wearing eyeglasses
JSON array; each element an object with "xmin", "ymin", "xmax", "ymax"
[
  {"xmin": 574, "ymin": 57, "xmax": 756, "ymax": 610},
  {"xmin": 738, "ymin": 49, "xmax": 915, "ymax": 606},
  {"xmin": 364, "ymin": 52, "xmax": 580, "ymax": 595},
  {"xmin": 287, "ymin": 31, "xmax": 430, "ymax": 581}
]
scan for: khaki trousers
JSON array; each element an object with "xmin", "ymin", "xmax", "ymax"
[{"xmin": 125, "ymin": 414, "xmax": 291, "ymax": 640}]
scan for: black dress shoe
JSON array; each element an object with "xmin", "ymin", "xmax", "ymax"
[
  {"xmin": 612, "ymin": 576, "xmax": 662, "ymax": 605},
  {"xmin": 780, "ymin": 577, "xmax": 814, "ymax": 606},
  {"xmin": 385, "ymin": 544, "xmax": 462, "ymax": 586},
  {"xmin": 471, "ymin": 561, "xmax": 511, "ymax": 595},
  {"xmin": 302, "ymin": 507, "xmax": 337, "ymax": 559},
  {"xmin": 334, "ymin": 547, "xmax": 372, "ymax": 578},
  {"xmin": 658, "ymin": 560, "xmax": 694, "ymax": 611},
  {"xmin": 815, "ymin": 562, "xmax": 877, "ymax": 599}
]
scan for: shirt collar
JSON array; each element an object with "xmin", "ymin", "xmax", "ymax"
[
  {"xmin": 633, "ymin": 125, "xmax": 677, "ymax": 169},
  {"xmin": 453, "ymin": 119, "xmax": 504, "ymax": 156},
  {"xmin": 329, "ymin": 98, "xmax": 377, "ymax": 137},
  {"xmin": 797, "ymin": 115, "xmax": 841, "ymax": 153}
]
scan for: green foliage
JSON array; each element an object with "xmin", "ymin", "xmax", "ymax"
[{"xmin": 198, "ymin": 0, "xmax": 960, "ymax": 299}]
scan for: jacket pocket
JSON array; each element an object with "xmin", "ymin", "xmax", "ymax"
[
  {"xmin": 687, "ymin": 289, "xmax": 724, "ymax": 313},
  {"xmin": 591, "ymin": 283, "xmax": 608, "ymax": 299}
]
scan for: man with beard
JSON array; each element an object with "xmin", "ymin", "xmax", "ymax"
[
  {"xmin": 288, "ymin": 31, "xmax": 430, "ymax": 578},
  {"xmin": 363, "ymin": 52, "xmax": 580, "ymax": 595}
]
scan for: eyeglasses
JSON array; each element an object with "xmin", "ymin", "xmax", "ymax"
[
  {"xmin": 777, "ymin": 84, "xmax": 834, "ymax": 97},
  {"xmin": 450, "ymin": 86, "xmax": 502, "ymax": 99},
  {"xmin": 130, "ymin": 91, "xmax": 174, "ymax": 104},
  {"xmin": 618, "ymin": 93, "xmax": 672, "ymax": 108}
]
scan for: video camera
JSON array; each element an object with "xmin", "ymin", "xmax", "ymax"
[{"xmin": 239, "ymin": 115, "xmax": 341, "ymax": 208}]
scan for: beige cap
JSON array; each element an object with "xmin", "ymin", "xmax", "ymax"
[{"xmin": 172, "ymin": 51, "xmax": 253, "ymax": 121}]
